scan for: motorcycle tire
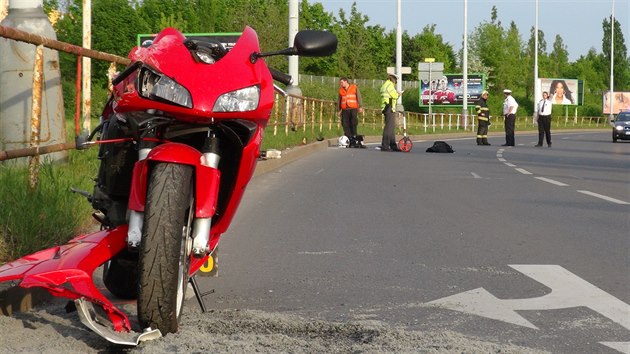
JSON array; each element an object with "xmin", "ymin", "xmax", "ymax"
[
  {"xmin": 103, "ymin": 249, "xmax": 138, "ymax": 299},
  {"xmin": 138, "ymin": 162, "xmax": 194, "ymax": 334}
]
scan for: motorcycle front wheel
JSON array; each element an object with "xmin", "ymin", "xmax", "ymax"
[{"xmin": 137, "ymin": 162, "xmax": 194, "ymax": 334}]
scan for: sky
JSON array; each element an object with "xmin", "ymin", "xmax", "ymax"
[{"xmin": 317, "ymin": 0, "xmax": 630, "ymax": 62}]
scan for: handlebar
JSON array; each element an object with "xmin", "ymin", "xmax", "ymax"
[{"xmin": 269, "ymin": 67, "xmax": 293, "ymax": 86}]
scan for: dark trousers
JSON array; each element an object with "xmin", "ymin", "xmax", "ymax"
[
  {"xmin": 504, "ymin": 114, "xmax": 516, "ymax": 146},
  {"xmin": 381, "ymin": 107, "xmax": 396, "ymax": 149},
  {"xmin": 341, "ymin": 108, "xmax": 358, "ymax": 138},
  {"xmin": 476, "ymin": 120, "xmax": 489, "ymax": 138},
  {"xmin": 537, "ymin": 115, "xmax": 552, "ymax": 145}
]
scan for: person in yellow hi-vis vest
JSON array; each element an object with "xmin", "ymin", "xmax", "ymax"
[{"xmin": 379, "ymin": 73, "xmax": 402, "ymax": 151}]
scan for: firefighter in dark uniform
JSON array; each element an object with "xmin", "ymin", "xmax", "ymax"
[{"xmin": 475, "ymin": 90, "xmax": 491, "ymax": 145}]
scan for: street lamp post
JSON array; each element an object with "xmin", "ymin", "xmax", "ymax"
[
  {"xmin": 462, "ymin": 0, "xmax": 468, "ymax": 129},
  {"xmin": 609, "ymin": 0, "xmax": 615, "ymax": 121},
  {"xmin": 534, "ymin": 0, "xmax": 540, "ymax": 106},
  {"xmin": 396, "ymin": 0, "xmax": 403, "ymax": 111}
]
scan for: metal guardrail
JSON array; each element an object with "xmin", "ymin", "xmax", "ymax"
[
  {"xmin": 272, "ymin": 93, "xmax": 609, "ymax": 136},
  {"xmin": 0, "ymin": 25, "xmax": 130, "ymax": 65},
  {"xmin": 0, "ymin": 25, "xmax": 130, "ymax": 187}
]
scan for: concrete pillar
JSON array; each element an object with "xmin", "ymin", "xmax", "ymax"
[{"xmin": 0, "ymin": 0, "xmax": 67, "ymax": 164}]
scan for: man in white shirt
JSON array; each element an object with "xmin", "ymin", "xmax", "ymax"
[
  {"xmin": 535, "ymin": 91, "xmax": 553, "ymax": 147},
  {"xmin": 502, "ymin": 89, "xmax": 518, "ymax": 146}
]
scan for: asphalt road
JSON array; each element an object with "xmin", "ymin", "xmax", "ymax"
[{"xmin": 196, "ymin": 131, "xmax": 630, "ymax": 353}]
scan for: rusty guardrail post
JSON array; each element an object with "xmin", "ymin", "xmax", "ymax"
[
  {"xmin": 28, "ymin": 44, "xmax": 44, "ymax": 190},
  {"xmin": 0, "ymin": 25, "xmax": 131, "ymax": 162}
]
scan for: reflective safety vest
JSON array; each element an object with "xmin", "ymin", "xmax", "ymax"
[
  {"xmin": 475, "ymin": 98, "xmax": 489, "ymax": 121},
  {"xmin": 380, "ymin": 80, "xmax": 399, "ymax": 112},
  {"xmin": 339, "ymin": 84, "xmax": 359, "ymax": 109}
]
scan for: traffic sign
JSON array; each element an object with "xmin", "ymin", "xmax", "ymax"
[
  {"xmin": 387, "ymin": 66, "xmax": 411, "ymax": 75},
  {"xmin": 418, "ymin": 62, "xmax": 443, "ymax": 81}
]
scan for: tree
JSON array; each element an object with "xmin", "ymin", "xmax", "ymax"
[
  {"xmin": 566, "ymin": 49, "xmax": 607, "ymax": 115},
  {"xmin": 404, "ymin": 24, "xmax": 456, "ymax": 78},
  {"xmin": 92, "ymin": 0, "xmax": 150, "ymax": 83},
  {"xmin": 500, "ymin": 21, "xmax": 526, "ymax": 91},
  {"xmin": 524, "ymin": 26, "xmax": 547, "ymax": 99},
  {"xmin": 602, "ymin": 16, "xmax": 630, "ymax": 91},
  {"xmin": 468, "ymin": 6, "xmax": 507, "ymax": 92},
  {"xmin": 333, "ymin": 3, "xmax": 379, "ymax": 78},
  {"xmin": 299, "ymin": 1, "xmax": 337, "ymax": 75},
  {"xmin": 549, "ymin": 35, "xmax": 569, "ymax": 77}
]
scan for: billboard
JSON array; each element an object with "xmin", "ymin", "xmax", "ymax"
[
  {"xmin": 419, "ymin": 74, "xmax": 485, "ymax": 106},
  {"xmin": 137, "ymin": 32, "xmax": 242, "ymax": 50},
  {"xmin": 603, "ymin": 91, "xmax": 630, "ymax": 115},
  {"xmin": 538, "ymin": 78, "xmax": 579, "ymax": 105}
]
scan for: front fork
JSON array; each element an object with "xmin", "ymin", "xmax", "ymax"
[
  {"xmin": 127, "ymin": 131, "xmax": 220, "ymax": 258},
  {"xmin": 191, "ymin": 134, "xmax": 220, "ymax": 256}
]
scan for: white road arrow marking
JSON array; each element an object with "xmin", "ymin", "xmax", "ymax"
[{"xmin": 426, "ymin": 265, "xmax": 630, "ymax": 353}]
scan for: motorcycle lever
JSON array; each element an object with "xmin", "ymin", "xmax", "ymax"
[{"xmin": 71, "ymin": 187, "xmax": 92, "ymax": 201}]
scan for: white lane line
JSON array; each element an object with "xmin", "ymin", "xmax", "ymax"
[
  {"xmin": 535, "ymin": 177, "xmax": 569, "ymax": 186},
  {"xmin": 315, "ymin": 168, "xmax": 325, "ymax": 175},
  {"xmin": 425, "ymin": 264, "xmax": 630, "ymax": 353},
  {"xmin": 504, "ymin": 162, "xmax": 516, "ymax": 167},
  {"xmin": 297, "ymin": 251, "xmax": 337, "ymax": 255},
  {"xmin": 498, "ymin": 158, "xmax": 506, "ymax": 162},
  {"xmin": 471, "ymin": 172, "xmax": 483, "ymax": 179},
  {"xmin": 515, "ymin": 168, "xmax": 532, "ymax": 175},
  {"xmin": 577, "ymin": 190, "xmax": 630, "ymax": 205}
]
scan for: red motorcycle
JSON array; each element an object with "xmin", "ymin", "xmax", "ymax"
[{"xmin": 0, "ymin": 26, "xmax": 336, "ymax": 345}]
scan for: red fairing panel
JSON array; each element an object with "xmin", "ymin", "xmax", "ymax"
[
  {"xmin": 127, "ymin": 143, "xmax": 221, "ymax": 218},
  {"xmin": 207, "ymin": 125, "xmax": 263, "ymax": 251},
  {"xmin": 0, "ymin": 227, "xmax": 132, "ymax": 332},
  {"xmin": 113, "ymin": 26, "xmax": 274, "ymax": 124}
]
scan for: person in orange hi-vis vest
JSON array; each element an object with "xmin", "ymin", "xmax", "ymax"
[{"xmin": 337, "ymin": 77, "xmax": 364, "ymax": 147}]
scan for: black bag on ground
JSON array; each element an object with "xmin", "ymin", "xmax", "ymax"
[
  {"xmin": 349, "ymin": 135, "xmax": 365, "ymax": 148},
  {"xmin": 425, "ymin": 141, "xmax": 454, "ymax": 153}
]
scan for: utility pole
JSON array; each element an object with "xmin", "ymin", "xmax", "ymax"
[
  {"xmin": 396, "ymin": 0, "xmax": 403, "ymax": 112},
  {"xmin": 0, "ymin": 0, "xmax": 67, "ymax": 163},
  {"xmin": 534, "ymin": 0, "xmax": 540, "ymax": 106},
  {"xmin": 462, "ymin": 0, "xmax": 468, "ymax": 129},
  {"xmin": 609, "ymin": 0, "xmax": 615, "ymax": 121},
  {"xmin": 287, "ymin": 0, "xmax": 301, "ymax": 96}
]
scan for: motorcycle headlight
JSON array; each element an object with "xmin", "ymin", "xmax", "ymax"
[
  {"xmin": 139, "ymin": 67, "xmax": 192, "ymax": 108},
  {"xmin": 213, "ymin": 85, "xmax": 260, "ymax": 112}
]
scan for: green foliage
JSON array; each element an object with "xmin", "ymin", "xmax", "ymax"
[
  {"xmin": 602, "ymin": 16, "xmax": 630, "ymax": 91},
  {"xmin": 41, "ymin": 0, "xmax": 630, "ymax": 119},
  {"xmin": 0, "ymin": 148, "xmax": 98, "ymax": 261},
  {"xmin": 404, "ymin": 25, "xmax": 457, "ymax": 75},
  {"xmin": 549, "ymin": 35, "xmax": 570, "ymax": 77}
]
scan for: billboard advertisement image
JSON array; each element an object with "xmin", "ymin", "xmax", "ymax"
[
  {"xmin": 603, "ymin": 91, "xmax": 630, "ymax": 115},
  {"xmin": 539, "ymin": 78, "xmax": 579, "ymax": 105},
  {"xmin": 419, "ymin": 74, "xmax": 485, "ymax": 106}
]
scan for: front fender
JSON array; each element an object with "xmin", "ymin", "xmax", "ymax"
[{"xmin": 127, "ymin": 143, "xmax": 220, "ymax": 218}]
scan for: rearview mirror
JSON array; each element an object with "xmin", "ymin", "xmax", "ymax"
[
  {"xmin": 251, "ymin": 30, "xmax": 337, "ymax": 62},
  {"xmin": 292, "ymin": 30, "xmax": 337, "ymax": 57}
]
